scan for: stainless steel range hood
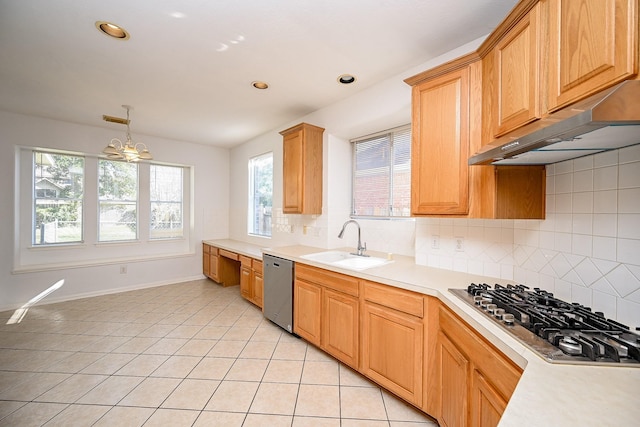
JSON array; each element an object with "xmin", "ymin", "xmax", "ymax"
[{"xmin": 469, "ymin": 80, "xmax": 640, "ymax": 165}]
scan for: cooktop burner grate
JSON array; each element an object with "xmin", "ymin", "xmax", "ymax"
[{"xmin": 451, "ymin": 283, "xmax": 640, "ymax": 366}]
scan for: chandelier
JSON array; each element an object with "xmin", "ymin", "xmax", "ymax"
[{"xmin": 102, "ymin": 105, "xmax": 152, "ymax": 162}]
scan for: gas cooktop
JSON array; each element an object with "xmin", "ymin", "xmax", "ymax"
[{"xmin": 451, "ymin": 283, "xmax": 640, "ymax": 367}]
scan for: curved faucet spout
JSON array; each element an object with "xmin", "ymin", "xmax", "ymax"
[{"xmin": 338, "ymin": 220, "xmax": 368, "ymax": 256}]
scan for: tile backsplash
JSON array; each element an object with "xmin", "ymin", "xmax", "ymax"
[{"xmin": 415, "ymin": 145, "xmax": 640, "ymax": 327}]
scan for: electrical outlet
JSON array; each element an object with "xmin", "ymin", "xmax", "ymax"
[
  {"xmin": 431, "ymin": 235, "xmax": 440, "ymax": 249},
  {"xmin": 455, "ymin": 237, "xmax": 464, "ymax": 252},
  {"xmin": 119, "ymin": 265, "xmax": 127, "ymax": 274}
]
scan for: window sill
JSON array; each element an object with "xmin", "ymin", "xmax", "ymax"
[
  {"xmin": 12, "ymin": 250, "xmax": 195, "ymax": 274},
  {"xmin": 247, "ymin": 233, "xmax": 272, "ymax": 239}
]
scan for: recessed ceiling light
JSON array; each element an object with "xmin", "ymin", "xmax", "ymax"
[
  {"xmin": 95, "ymin": 21, "xmax": 130, "ymax": 40},
  {"xmin": 337, "ymin": 74, "xmax": 356, "ymax": 84},
  {"xmin": 252, "ymin": 81, "xmax": 269, "ymax": 90}
]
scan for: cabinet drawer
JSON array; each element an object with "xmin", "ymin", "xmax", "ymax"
[
  {"xmin": 219, "ymin": 249, "xmax": 239, "ymax": 260},
  {"xmin": 203, "ymin": 243, "xmax": 210, "ymax": 254},
  {"xmin": 363, "ymin": 281, "xmax": 424, "ymax": 318},
  {"xmin": 252, "ymin": 259, "xmax": 263, "ymax": 274},
  {"xmin": 295, "ymin": 264, "xmax": 359, "ymax": 297},
  {"xmin": 239, "ymin": 255, "xmax": 252, "ymax": 267}
]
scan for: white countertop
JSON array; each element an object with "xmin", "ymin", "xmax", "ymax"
[
  {"xmin": 203, "ymin": 239, "xmax": 265, "ymax": 259},
  {"xmin": 205, "ymin": 240, "xmax": 640, "ymax": 426}
]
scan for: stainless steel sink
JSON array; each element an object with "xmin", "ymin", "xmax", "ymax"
[{"xmin": 300, "ymin": 250, "xmax": 392, "ymax": 271}]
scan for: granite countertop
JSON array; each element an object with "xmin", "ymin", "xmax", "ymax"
[{"xmin": 204, "ymin": 240, "xmax": 640, "ymax": 426}]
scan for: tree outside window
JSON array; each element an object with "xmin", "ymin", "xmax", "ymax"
[
  {"xmin": 150, "ymin": 164, "xmax": 183, "ymax": 239},
  {"xmin": 248, "ymin": 152, "xmax": 273, "ymax": 237},
  {"xmin": 98, "ymin": 159, "xmax": 138, "ymax": 241},
  {"xmin": 33, "ymin": 151, "xmax": 84, "ymax": 245}
]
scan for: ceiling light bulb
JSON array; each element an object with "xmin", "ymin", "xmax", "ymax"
[
  {"xmin": 337, "ymin": 74, "xmax": 356, "ymax": 84},
  {"xmin": 252, "ymin": 81, "xmax": 269, "ymax": 90},
  {"xmin": 95, "ymin": 21, "xmax": 130, "ymax": 40}
]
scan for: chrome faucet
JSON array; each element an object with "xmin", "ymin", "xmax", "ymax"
[{"xmin": 338, "ymin": 220, "xmax": 368, "ymax": 257}]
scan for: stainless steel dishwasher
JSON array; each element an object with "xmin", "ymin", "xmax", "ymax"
[{"xmin": 263, "ymin": 254, "xmax": 294, "ymax": 333}]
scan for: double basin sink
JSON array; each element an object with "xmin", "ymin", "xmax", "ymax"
[{"xmin": 300, "ymin": 250, "xmax": 393, "ymax": 271}]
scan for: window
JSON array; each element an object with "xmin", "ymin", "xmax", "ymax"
[
  {"xmin": 150, "ymin": 164, "xmax": 183, "ymax": 239},
  {"xmin": 248, "ymin": 152, "xmax": 273, "ymax": 237},
  {"xmin": 33, "ymin": 151, "xmax": 84, "ymax": 245},
  {"xmin": 18, "ymin": 146, "xmax": 194, "ymax": 272},
  {"xmin": 351, "ymin": 125, "xmax": 411, "ymax": 217},
  {"xmin": 98, "ymin": 159, "xmax": 138, "ymax": 242}
]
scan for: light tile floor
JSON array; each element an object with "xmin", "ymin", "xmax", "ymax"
[{"xmin": 0, "ymin": 279, "xmax": 438, "ymax": 427}]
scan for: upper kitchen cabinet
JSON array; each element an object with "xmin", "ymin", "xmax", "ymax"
[
  {"xmin": 280, "ymin": 123, "xmax": 324, "ymax": 214},
  {"xmin": 405, "ymin": 54, "xmax": 545, "ymax": 219},
  {"xmin": 546, "ymin": 0, "xmax": 638, "ymax": 112},
  {"xmin": 480, "ymin": 0, "xmax": 638, "ymax": 141},
  {"xmin": 485, "ymin": 2, "xmax": 542, "ymax": 138},
  {"xmin": 406, "ymin": 58, "xmax": 474, "ymax": 215}
]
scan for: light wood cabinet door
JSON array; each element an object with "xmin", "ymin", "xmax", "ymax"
[
  {"xmin": 280, "ymin": 123, "xmax": 324, "ymax": 214},
  {"xmin": 433, "ymin": 303, "xmax": 523, "ymax": 427},
  {"xmin": 209, "ymin": 253, "xmax": 219, "ymax": 282},
  {"xmin": 492, "ymin": 4, "xmax": 541, "ymax": 136},
  {"xmin": 411, "ymin": 67, "xmax": 470, "ymax": 215},
  {"xmin": 293, "ymin": 279, "xmax": 322, "ymax": 346},
  {"xmin": 471, "ymin": 369, "xmax": 507, "ymax": 427},
  {"xmin": 438, "ymin": 331, "xmax": 469, "ymax": 427},
  {"xmin": 203, "ymin": 244, "xmax": 210, "ymax": 278},
  {"xmin": 361, "ymin": 301, "xmax": 423, "ymax": 406},
  {"xmin": 407, "ymin": 55, "xmax": 545, "ymax": 219},
  {"xmin": 252, "ymin": 260, "xmax": 264, "ymax": 308},
  {"xmin": 240, "ymin": 265, "xmax": 251, "ymax": 300},
  {"xmin": 322, "ymin": 288, "xmax": 359, "ymax": 369},
  {"xmin": 547, "ymin": 0, "xmax": 638, "ymax": 111}
]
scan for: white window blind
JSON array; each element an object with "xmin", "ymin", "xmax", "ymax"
[{"xmin": 351, "ymin": 125, "xmax": 411, "ymax": 218}]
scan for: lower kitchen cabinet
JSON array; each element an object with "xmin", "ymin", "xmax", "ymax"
[
  {"xmin": 203, "ymin": 243, "xmax": 262, "ymax": 307},
  {"xmin": 289, "ymin": 262, "xmax": 523, "ymax": 424},
  {"xmin": 430, "ymin": 301, "xmax": 522, "ymax": 427},
  {"xmin": 203, "ymin": 243, "xmax": 220, "ymax": 283},
  {"xmin": 209, "ymin": 250, "xmax": 219, "ymax": 282},
  {"xmin": 294, "ymin": 264, "xmax": 359, "ymax": 368},
  {"xmin": 471, "ymin": 369, "xmax": 507, "ymax": 427},
  {"xmin": 252, "ymin": 260, "xmax": 263, "ymax": 308},
  {"xmin": 438, "ymin": 331, "xmax": 469, "ymax": 427},
  {"xmin": 240, "ymin": 256, "xmax": 264, "ymax": 309},
  {"xmin": 293, "ymin": 278, "xmax": 322, "ymax": 346},
  {"xmin": 203, "ymin": 243, "xmax": 211, "ymax": 277},
  {"xmin": 361, "ymin": 281, "xmax": 424, "ymax": 407},
  {"xmin": 323, "ymin": 287, "xmax": 359, "ymax": 368},
  {"xmin": 240, "ymin": 257, "xmax": 251, "ymax": 300}
]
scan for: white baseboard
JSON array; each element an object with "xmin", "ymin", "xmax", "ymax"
[{"xmin": 0, "ymin": 275, "xmax": 208, "ymax": 313}]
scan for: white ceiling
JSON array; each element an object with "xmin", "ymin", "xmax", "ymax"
[{"xmin": 0, "ymin": 0, "xmax": 518, "ymax": 148}]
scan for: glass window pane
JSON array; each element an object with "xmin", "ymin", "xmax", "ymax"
[
  {"xmin": 98, "ymin": 160, "xmax": 138, "ymax": 242},
  {"xmin": 33, "ymin": 151, "xmax": 84, "ymax": 245},
  {"xmin": 150, "ymin": 165, "xmax": 183, "ymax": 239},
  {"xmin": 248, "ymin": 152, "xmax": 273, "ymax": 237}
]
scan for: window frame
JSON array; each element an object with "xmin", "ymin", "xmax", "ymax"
[
  {"xmin": 15, "ymin": 146, "xmax": 193, "ymax": 272},
  {"xmin": 350, "ymin": 124, "xmax": 412, "ymax": 219}
]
